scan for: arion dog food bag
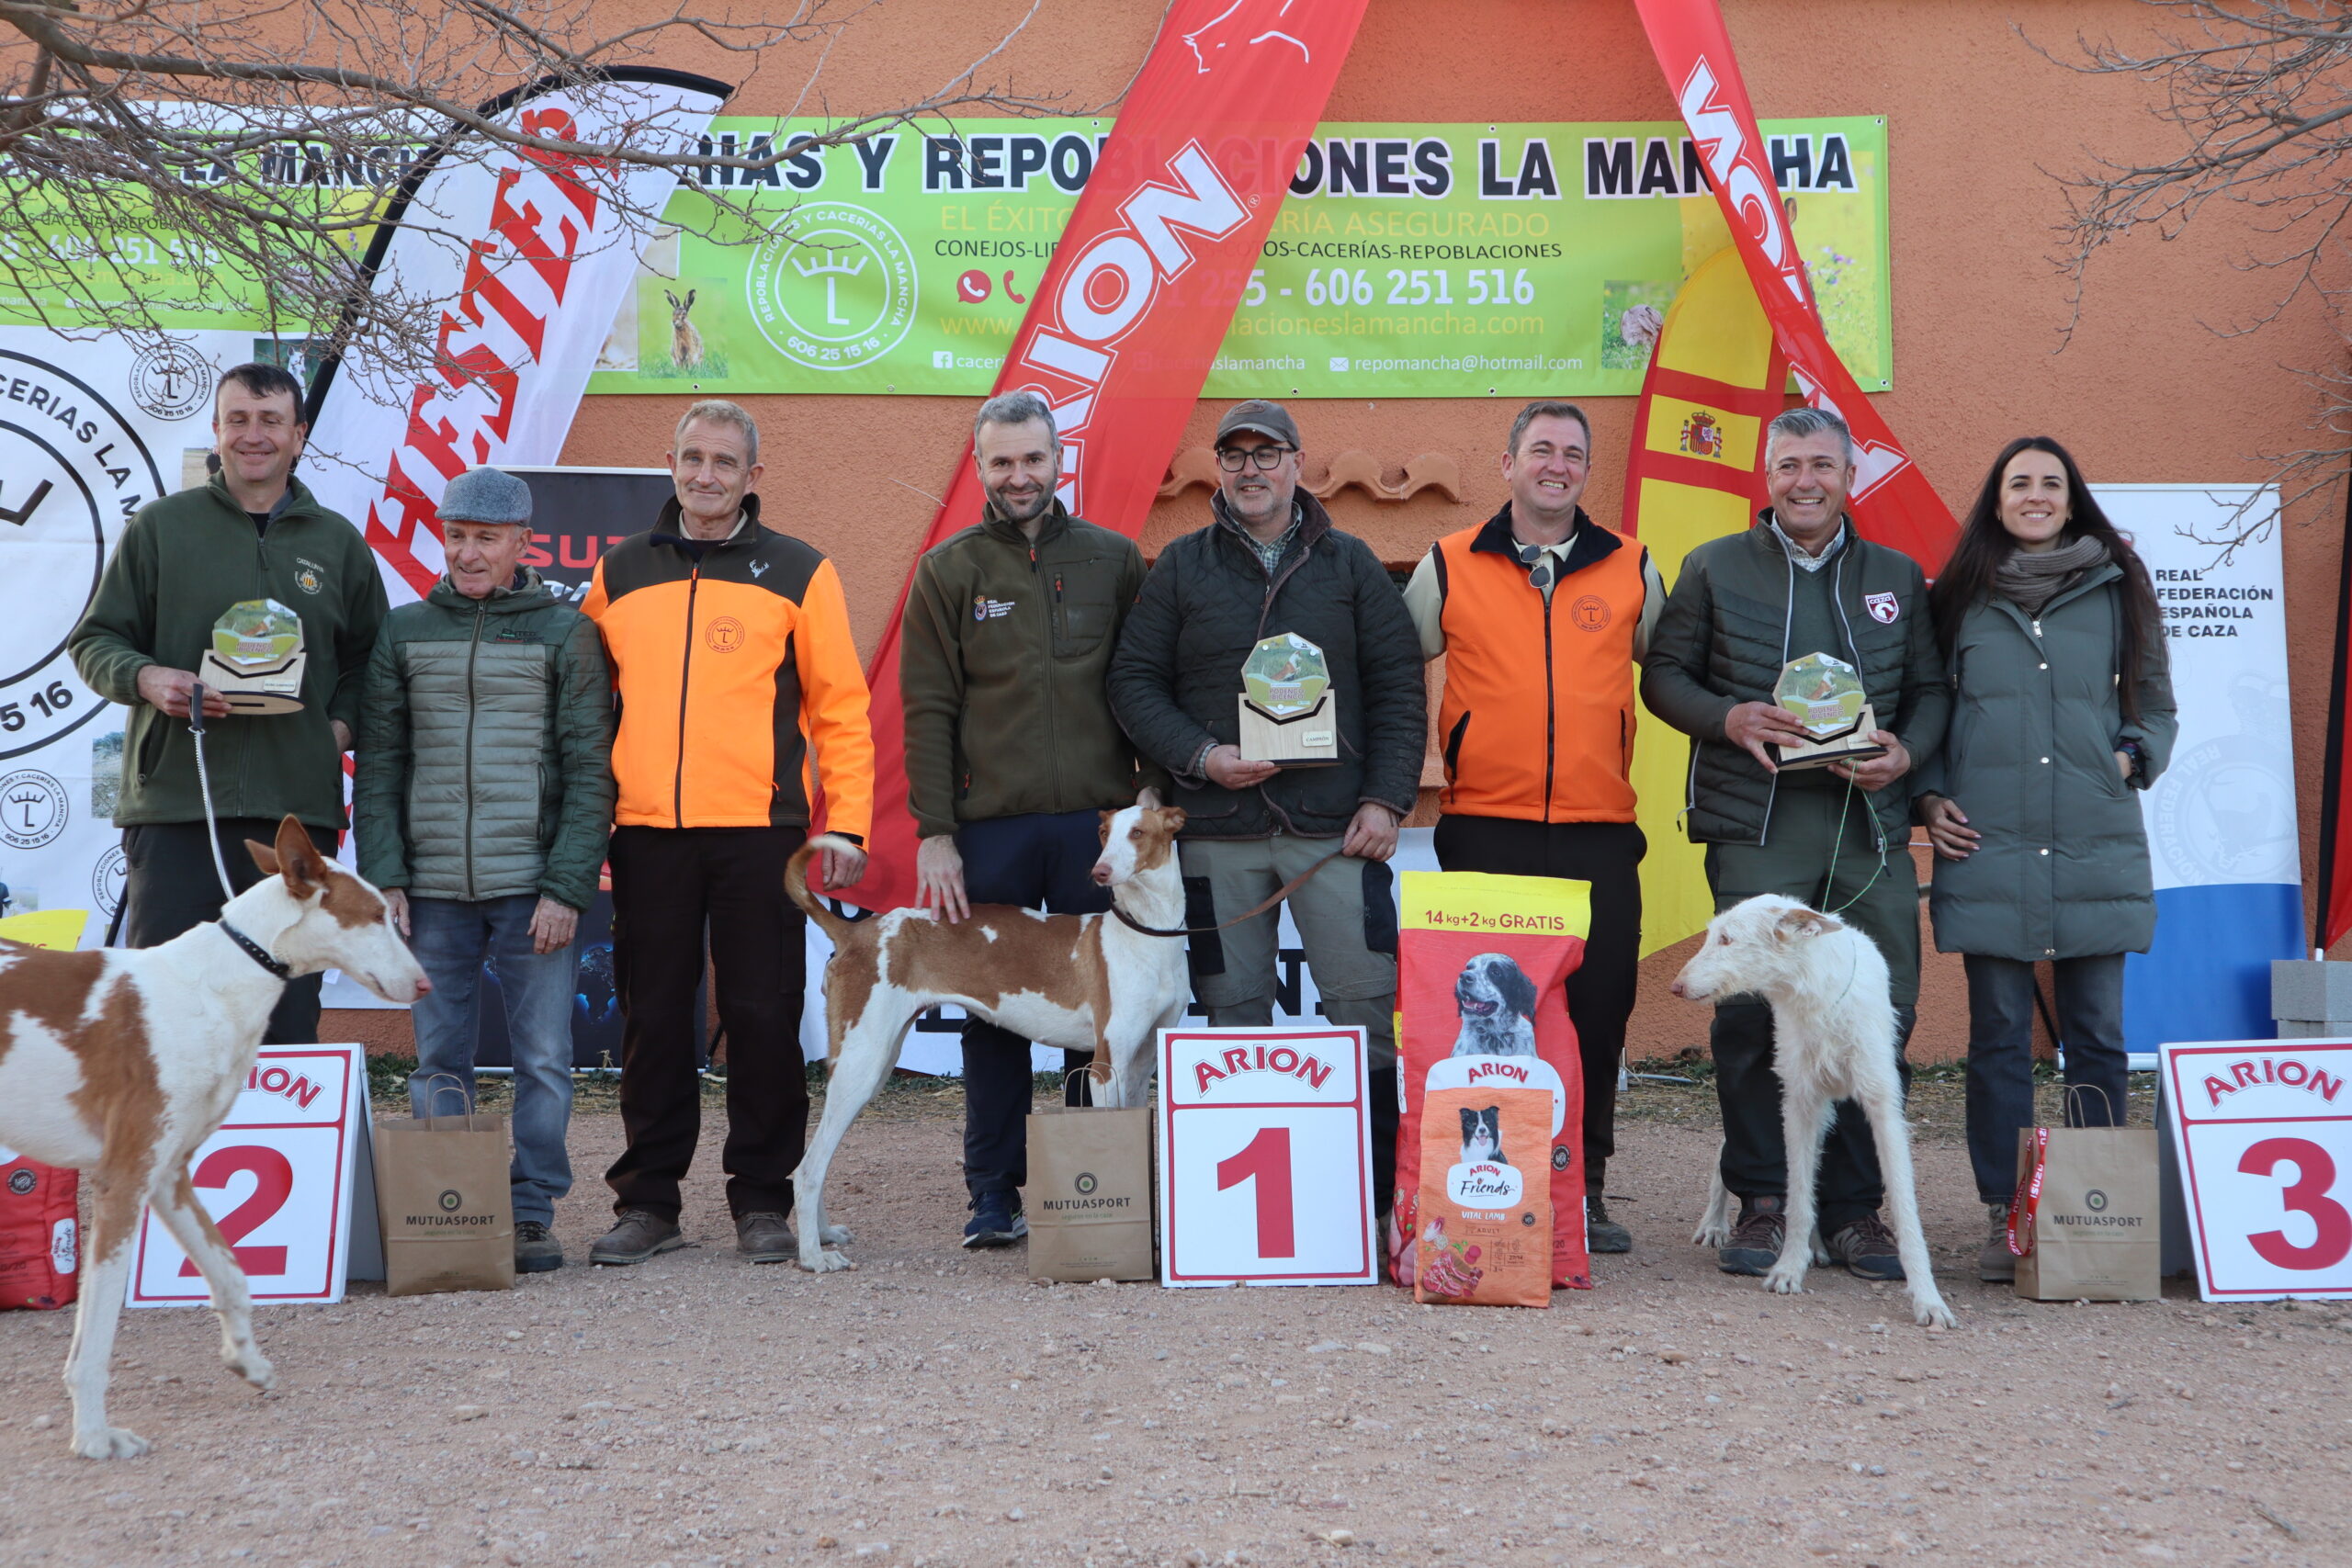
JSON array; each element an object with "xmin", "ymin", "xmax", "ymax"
[
  {"xmin": 1413, "ymin": 1086, "xmax": 1554, "ymax": 1307},
  {"xmin": 1391, "ymin": 871, "xmax": 1591, "ymax": 1291},
  {"xmin": 0, "ymin": 1148, "xmax": 77, "ymax": 1310}
]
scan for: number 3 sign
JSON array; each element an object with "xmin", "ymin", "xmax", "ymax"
[
  {"xmin": 2163, "ymin": 1039, "xmax": 2352, "ymax": 1301},
  {"xmin": 1158, "ymin": 1027, "xmax": 1378, "ymax": 1287},
  {"xmin": 128, "ymin": 1045, "xmax": 379, "ymax": 1308}
]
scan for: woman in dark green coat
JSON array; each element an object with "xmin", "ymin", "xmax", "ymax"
[{"xmin": 1915, "ymin": 437, "xmax": 2176, "ymax": 1283}]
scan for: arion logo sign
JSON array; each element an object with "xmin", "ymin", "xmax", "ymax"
[{"xmin": 1005, "ymin": 141, "xmax": 1250, "ymax": 513}]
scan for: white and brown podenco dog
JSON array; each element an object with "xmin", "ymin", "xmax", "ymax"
[
  {"xmin": 0, "ymin": 818, "xmax": 429, "ymax": 1458},
  {"xmin": 1671, "ymin": 894, "xmax": 1955, "ymax": 1329},
  {"xmin": 786, "ymin": 793, "xmax": 1189, "ymax": 1273}
]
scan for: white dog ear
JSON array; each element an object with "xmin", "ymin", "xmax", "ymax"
[{"xmin": 1773, "ymin": 905, "xmax": 1839, "ymax": 941}]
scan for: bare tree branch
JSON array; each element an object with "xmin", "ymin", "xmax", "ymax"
[
  {"xmin": 2038, "ymin": 0, "xmax": 2352, "ymax": 547},
  {"xmin": 0, "ymin": 0, "xmax": 1069, "ymax": 389}
]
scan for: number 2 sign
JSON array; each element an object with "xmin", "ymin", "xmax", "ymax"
[
  {"xmin": 2163, "ymin": 1039, "xmax": 2352, "ymax": 1301},
  {"xmin": 1158, "ymin": 1027, "xmax": 1377, "ymax": 1287},
  {"xmin": 128, "ymin": 1045, "xmax": 379, "ymax": 1308}
]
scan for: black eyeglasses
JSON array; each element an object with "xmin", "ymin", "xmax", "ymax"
[{"xmin": 1216, "ymin": 446, "xmax": 1295, "ymax": 472}]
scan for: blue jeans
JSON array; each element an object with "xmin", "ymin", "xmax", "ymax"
[
  {"xmin": 406, "ymin": 894, "xmax": 578, "ymax": 1224},
  {"xmin": 1962, "ymin": 953, "xmax": 2128, "ymax": 1204}
]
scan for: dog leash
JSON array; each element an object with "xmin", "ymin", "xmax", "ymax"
[
  {"xmin": 2007, "ymin": 1126, "xmax": 2051, "ymax": 1258},
  {"xmin": 187, "ymin": 682, "xmax": 238, "ymax": 904},
  {"xmin": 1819, "ymin": 773, "xmax": 1889, "ymax": 917},
  {"xmin": 1112, "ymin": 847, "xmax": 1349, "ymax": 938},
  {"xmin": 187, "ymin": 682, "xmax": 289, "ymax": 980}
]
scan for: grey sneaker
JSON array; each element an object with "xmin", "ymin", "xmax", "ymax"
[
  {"xmin": 589, "ymin": 1209, "xmax": 684, "ymax": 1266},
  {"xmin": 1826, "ymin": 1212, "xmax": 1906, "ymax": 1281},
  {"xmin": 1718, "ymin": 1198, "xmax": 1785, "ymax": 1276},
  {"xmin": 736, "ymin": 1212, "xmax": 797, "ymax": 1264},
  {"xmin": 1585, "ymin": 1196, "xmax": 1632, "ymax": 1255},
  {"xmin": 1977, "ymin": 1203, "xmax": 2016, "ymax": 1283},
  {"xmin": 514, "ymin": 1219, "xmax": 563, "ymax": 1274}
]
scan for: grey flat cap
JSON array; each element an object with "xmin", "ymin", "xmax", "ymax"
[{"xmin": 438, "ymin": 467, "xmax": 532, "ymax": 525}]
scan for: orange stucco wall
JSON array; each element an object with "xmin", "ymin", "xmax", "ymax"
[{"xmin": 334, "ymin": 1, "xmax": 2348, "ymax": 1064}]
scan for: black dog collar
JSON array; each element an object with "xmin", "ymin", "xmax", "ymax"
[{"xmin": 219, "ymin": 919, "xmax": 291, "ymax": 981}]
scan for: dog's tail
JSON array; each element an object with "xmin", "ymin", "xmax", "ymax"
[{"xmin": 785, "ymin": 836, "xmax": 861, "ymax": 943}]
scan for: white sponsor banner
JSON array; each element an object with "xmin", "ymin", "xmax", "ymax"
[
  {"xmin": 0, "ymin": 328, "xmax": 254, "ymax": 949},
  {"xmin": 305, "ymin": 74, "xmax": 725, "ymax": 609},
  {"xmin": 2097, "ymin": 487, "xmax": 2303, "ymax": 1055}
]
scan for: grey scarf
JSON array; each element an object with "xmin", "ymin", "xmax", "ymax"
[{"xmin": 1992, "ymin": 534, "xmax": 2107, "ymax": 615}]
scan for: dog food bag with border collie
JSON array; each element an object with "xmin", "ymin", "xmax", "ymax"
[
  {"xmin": 1391, "ymin": 871, "xmax": 1591, "ymax": 1291},
  {"xmin": 0, "ymin": 1148, "xmax": 76, "ymax": 1310},
  {"xmin": 1413, "ymin": 1087, "xmax": 1554, "ymax": 1307}
]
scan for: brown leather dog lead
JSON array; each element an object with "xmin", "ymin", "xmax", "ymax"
[{"xmin": 1112, "ymin": 847, "xmax": 1350, "ymax": 938}]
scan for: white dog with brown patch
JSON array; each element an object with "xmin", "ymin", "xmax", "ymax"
[
  {"xmin": 1670, "ymin": 894, "xmax": 1954, "ymax": 1329},
  {"xmin": 786, "ymin": 792, "xmax": 1189, "ymax": 1273},
  {"xmin": 0, "ymin": 818, "xmax": 429, "ymax": 1458}
]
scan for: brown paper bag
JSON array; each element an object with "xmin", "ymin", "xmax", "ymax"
[
  {"xmin": 2009, "ymin": 1122, "xmax": 2160, "ymax": 1303},
  {"xmin": 372, "ymin": 1111, "xmax": 515, "ymax": 1296},
  {"xmin": 1025, "ymin": 1104, "xmax": 1153, "ymax": 1282}
]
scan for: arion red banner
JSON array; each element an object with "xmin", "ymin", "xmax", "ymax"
[
  {"xmin": 1634, "ymin": 0, "xmax": 1956, "ymax": 570},
  {"xmin": 849, "ymin": 0, "xmax": 1372, "ymax": 911}
]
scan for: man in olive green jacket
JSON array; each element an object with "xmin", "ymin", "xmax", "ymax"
[
  {"xmin": 899, "ymin": 390, "xmax": 1160, "ymax": 1248},
  {"xmin": 355, "ymin": 467, "xmax": 615, "ymax": 1273},
  {"xmin": 68, "ymin": 362, "xmax": 388, "ymax": 1043}
]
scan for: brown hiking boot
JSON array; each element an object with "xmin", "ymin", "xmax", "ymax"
[
  {"xmin": 589, "ymin": 1209, "xmax": 684, "ymax": 1266},
  {"xmin": 1826, "ymin": 1212, "xmax": 1905, "ymax": 1281},
  {"xmin": 1978, "ymin": 1203, "xmax": 2017, "ymax": 1283},
  {"xmin": 1718, "ymin": 1197, "xmax": 1785, "ymax": 1276},
  {"xmin": 736, "ymin": 1212, "xmax": 797, "ymax": 1264}
]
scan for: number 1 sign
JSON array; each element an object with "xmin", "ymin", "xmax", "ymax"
[
  {"xmin": 2162, "ymin": 1039, "xmax": 2352, "ymax": 1301},
  {"xmin": 128, "ymin": 1045, "xmax": 379, "ymax": 1308},
  {"xmin": 1158, "ymin": 1027, "xmax": 1377, "ymax": 1287}
]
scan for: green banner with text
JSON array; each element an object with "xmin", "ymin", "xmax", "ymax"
[{"xmin": 586, "ymin": 116, "xmax": 1890, "ymax": 400}]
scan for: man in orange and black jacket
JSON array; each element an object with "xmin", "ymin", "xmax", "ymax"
[
  {"xmin": 580, "ymin": 400, "xmax": 874, "ymax": 1268},
  {"xmin": 1402, "ymin": 400, "xmax": 1663, "ymax": 1256}
]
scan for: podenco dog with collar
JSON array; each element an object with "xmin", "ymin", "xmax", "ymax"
[
  {"xmin": 0, "ymin": 818, "xmax": 429, "ymax": 1458},
  {"xmin": 786, "ymin": 792, "xmax": 1189, "ymax": 1273},
  {"xmin": 1671, "ymin": 893, "xmax": 1955, "ymax": 1329}
]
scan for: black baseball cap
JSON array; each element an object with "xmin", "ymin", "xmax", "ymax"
[{"xmin": 1215, "ymin": 400, "xmax": 1300, "ymax": 449}]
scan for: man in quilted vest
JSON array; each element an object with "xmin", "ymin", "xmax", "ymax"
[{"xmin": 355, "ymin": 467, "xmax": 616, "ymax": 1275}]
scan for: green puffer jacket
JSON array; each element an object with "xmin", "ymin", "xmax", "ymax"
[
  {"xmin": 1641, "ymin": 516, "xmax": 1950, "ymax": 851},
  {"xmin": 1916, "ymin": 562, "xmax": 2177, "ymax": 960},
  {"xmin": 354, "ymin": 571, "xmax": 616, "ymax": 910}
]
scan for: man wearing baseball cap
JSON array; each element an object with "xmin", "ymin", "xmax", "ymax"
[
  {"xmin": 356, "ymin": 467, "xmax": 616, "ymax": 1275},
  {"xmin": 1109, "ymin": 400, "xmax": 1425, "ymax": 1216}
]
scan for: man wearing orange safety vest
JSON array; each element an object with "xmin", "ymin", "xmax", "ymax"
[
  {"xmin": 1402, "ymin": 400, "xmax": 1663, "ymax": 1254},
  {"xmin": 580, "ymin": 399, "xmax": 875, "ymax": 1269}
]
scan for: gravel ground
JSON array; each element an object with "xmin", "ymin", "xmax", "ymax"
[{"xmin": 1, "ymin": 1075, "xmax": 2346, "ymax": 1568}]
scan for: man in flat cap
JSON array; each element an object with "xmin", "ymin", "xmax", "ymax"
[
  {"xmin": 356, "ymin": 467, "xmax": 616, "ymax": 1275},
  {"xmin": 1108, "ymin": 400, "xmax": 1425, "ymax": 1218}
]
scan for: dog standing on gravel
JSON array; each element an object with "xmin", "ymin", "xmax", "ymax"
[
  {"xmin": 0, "ymin": 818, "xmax": 430, "ymax": 1458},
  {"xmin": 784, "ymin": 792, "xmax": 1190, "ymax": 1273},
  {"xmin": 1670, "ymin": 894, "xmax": 1955, "ymax": 1328}
]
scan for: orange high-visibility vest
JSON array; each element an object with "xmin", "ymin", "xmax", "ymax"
[{"xmin": 1432, "ymin": 511, "xmax": 1645, "ymax": 824}]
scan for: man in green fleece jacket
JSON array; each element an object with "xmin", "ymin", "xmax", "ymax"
[
  {"xmin": 899, "ymin": 389, "xmax": 1161, "ymax": 1249},
  {"xmin": 68, "ymin": 362, "xmax": 388, "ymax": 1043}
]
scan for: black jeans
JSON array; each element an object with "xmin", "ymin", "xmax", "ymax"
[
  {"xmin": 1433, "ymin": 816, "xmax": 1645, "ymax": 1195},
  {"xmin": 605, "ymin": 826, "xmax": 807, "ymax": 1222},
  {"xmin": 956, "ymin": 811, "xmax": 1102, "ymax": 1201},
  {"xmin": 122, "ymin": 819, "xmax": 335, "ymax": 1043},
  {"xmin": 1963, "ymin": 953, "xmax": 2127, "ymax": 1203}
]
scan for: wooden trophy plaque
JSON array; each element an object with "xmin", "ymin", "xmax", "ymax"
[
  {"xmin": 1238, "ymin": 631, "xmax": 1339, "ymax": 766},
  {"xmin": 1768, "ymin": 651, "xmax": 1885, "ymax": 772},
  {"xmin": 198, "ymin": 598, "xmax": 307, "ymax": 715}
]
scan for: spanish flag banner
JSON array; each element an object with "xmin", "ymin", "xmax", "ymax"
[
  {"xmin": 1623, "ymin": 245, "xmax": 1787, "ymax": 955},
  {"xmin": 1635, "ymin": 0, "xmax": 1955, "ymax": 568}
]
